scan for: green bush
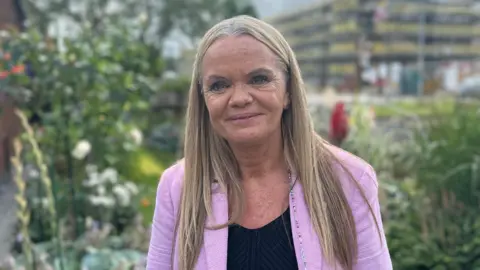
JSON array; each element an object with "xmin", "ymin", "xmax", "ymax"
[
  {"xmin": 337, "ymin": 102, "xmax": 480, "ymax": 269},
  {"xmin": 0, "ymin": 24, "xmax": 170, "ymax": 265},
  {"xmin": 386, "ymin": 106, "xmax": 480, "ymax": 270}
]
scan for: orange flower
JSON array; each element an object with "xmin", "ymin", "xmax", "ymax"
[
  {"xmin": 141, "ymin": 197, "xmax": 151, "ymax": 207},
  {"xmin": 0, "ymin": 70, "xmax": 9, "ymax": 79},
  {"xmin": 10, "ymin": 64, "xmax": 24, "ymax": 74}
]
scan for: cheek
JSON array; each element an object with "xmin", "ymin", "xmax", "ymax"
[
  {"xmin": 204, "ymin": 96, "xmax": 226, "ymax": 126},
  {"xmin": 263, "ymin": 91, "xmax": 288, "ymax": 113}
]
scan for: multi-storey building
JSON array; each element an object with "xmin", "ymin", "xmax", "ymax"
[{"xmin": 266, "ymin": 0, "xmax": 480, "ymax": 92}]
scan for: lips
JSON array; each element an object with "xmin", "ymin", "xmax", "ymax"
[{"xmin": 227, "ymin": 113, "xmax": 262, "ymax": 121}]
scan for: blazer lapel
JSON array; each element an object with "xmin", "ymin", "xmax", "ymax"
[
  {"xmin": 203, "ymin": 186, "xmax": 228, "ymax": 270},
  {"xmin": 290, "ymin": 177, "xmax": 324, "ymax": 269}
]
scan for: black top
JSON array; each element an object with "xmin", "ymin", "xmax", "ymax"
[{"xmin": 227, "ymin": 208, "xmax": 298, "ymax": 270}]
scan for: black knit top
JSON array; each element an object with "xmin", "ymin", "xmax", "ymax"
[{"xmin": 227, "ymin": 208, "xmax": 298, "ymax": 270}]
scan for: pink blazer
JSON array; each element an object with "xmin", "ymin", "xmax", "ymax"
[{"xmin": 147, "ymin": 147, "xmax": 393, "ymax": 270}]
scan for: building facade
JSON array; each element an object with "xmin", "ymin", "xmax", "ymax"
[
  {"xmin": 0, "ymin": 0, "xmax": 25, "ymax": 177},
  {"xmin": 266, "ymin": 0, "xmax": 480, "ymax": 93}
]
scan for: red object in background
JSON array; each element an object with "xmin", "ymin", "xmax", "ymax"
[
  {"xmin": 10, "ymin": 64, "xmax": 24, "ymax": 74},
  {"xmin": 0, "ymin": 71, "xmax": 8, "ymax": 79},
  {"xmin": 329, "ymin": 102, "xmax": 349, "ymax": 146},
  {"xmin": 1, "ymin": 51, "xmax": 25, "ymax": 78}
]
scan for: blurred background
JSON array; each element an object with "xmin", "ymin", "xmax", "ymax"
[{"xmin": 0, "ymin": 0, "xmax": 479, "ymax": 269}]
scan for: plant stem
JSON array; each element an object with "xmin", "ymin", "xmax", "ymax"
[
  {"xmin": 14, "ymin": 108, "xmax": 64, "ymax": 270},
  {"xmin": 10, "ymin": 138, "xmax": 34, "ymax": 270}
]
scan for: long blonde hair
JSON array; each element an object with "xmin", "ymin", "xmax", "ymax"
[{"xmin": 178, "ymin": 15, "xmax": 376, "ymax": 270}]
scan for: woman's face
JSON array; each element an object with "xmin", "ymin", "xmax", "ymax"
[{"xmin": 201, "ymin": 35, "xmax": 289, "ymax": 145}]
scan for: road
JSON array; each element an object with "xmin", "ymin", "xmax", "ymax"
[{"xmin": 0, "ymin": 173, "xmax": 17, "ymax": 262}]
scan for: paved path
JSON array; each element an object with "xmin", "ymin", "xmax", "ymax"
[{"xmin": 0, "ymin": 173, "xmax": 17, "ymax": 261}]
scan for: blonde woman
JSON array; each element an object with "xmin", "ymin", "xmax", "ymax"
[{"xmin": 147, "ymin": 16, "xmax": 392, "ymax": 270}]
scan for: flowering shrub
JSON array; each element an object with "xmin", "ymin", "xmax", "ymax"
[
  {"xmin": 0, "ymin": 27, "xmax": 161, "ymax": 170},
  {"xmin": 81, "ymin": 166, "xmax": 141, "ymax": 232},
  {"xmin": 0, "ymin": 24, "xmax": 169, "ymax": 268}
]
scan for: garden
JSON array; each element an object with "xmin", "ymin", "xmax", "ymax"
[
  {"xmin": 0, "ymin": 24, "xmax": 183, "ymax": 269},
  {"xmin": 0, "ymin": 1, "xmax": 479, "ymax": 268},
  {"xmin": 340, "ymin": 98, "xmax": 480, "ymax": 270}
]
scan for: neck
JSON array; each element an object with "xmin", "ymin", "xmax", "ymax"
[{"xmin": 229, "ymin": 130, "xmax": 285, "ymax": 181}]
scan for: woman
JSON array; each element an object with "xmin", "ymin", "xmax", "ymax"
[{"xmin": 147, "ymin": 15, "xmax": 392, "ymax": 270}]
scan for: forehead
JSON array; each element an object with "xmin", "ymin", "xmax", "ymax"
[{"xmin": 201, "ymin": 35, "xmax": 279, "ymax": 77}]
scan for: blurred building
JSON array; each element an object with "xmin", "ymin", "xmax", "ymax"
[
  {"xmin": 265, "ymin": 0, "xmax": 480, "ymax": 93},
  {"xmin": 0, "ymin": 0, "xmax": 25, "ymax": 30},
  {"xmin": 0, "ymin": 0, "xmax": 25, "ymax": 177}
]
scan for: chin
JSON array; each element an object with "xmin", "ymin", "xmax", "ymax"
[{"xmin": 225, "ymin": 131, "xmax": 265, "ymax": 146}]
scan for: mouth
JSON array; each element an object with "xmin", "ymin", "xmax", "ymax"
[{"xmin": 227, "ymin": 113, "xmax": 262, "ymax": 121}]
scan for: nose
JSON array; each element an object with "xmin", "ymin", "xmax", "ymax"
[{"xmin": 228, "ymin": 83, "xmax": 252, "ymax": 108}]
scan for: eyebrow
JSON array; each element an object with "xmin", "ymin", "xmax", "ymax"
[
  {"xmin": 205, "ymin": 75, "xmax": 227, "ymax": 83},
  {"xmin": 207, "ymin": 68, "xmax": 273, "ymax": 80},
  {"xmin": 204, "ymin": 67, "xmax": 275, "ymax": 83},
  {"xmin": 247, "ymin": 68, "xmax": 274, "ymax": 77}
]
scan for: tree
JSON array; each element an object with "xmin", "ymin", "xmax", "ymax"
[
  {"xmin": 20, "ymin": 0, "xmax": 257, "ymax": 46},
  {"xmin": 158, "ymin": 0, "xmax": 258, "ymax": 44}
]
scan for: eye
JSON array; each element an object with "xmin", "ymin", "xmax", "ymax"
[
  {"xmin": 208, "ymin": 81, "xmax": 229, "ymax": 92},
  {"xmin": 250, "ymin": 75, "xmax": 270, "ymax": 85}
]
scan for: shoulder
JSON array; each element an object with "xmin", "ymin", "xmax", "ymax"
[
  {"xmin": 325, "ymin": 144, "xmax": 378, "ymax": 202},
  {"xmin": 156, "ymin": 159, "xmax": 185, "ymax": 208}
]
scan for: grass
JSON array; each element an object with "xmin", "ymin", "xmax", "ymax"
[{"xmin": 120, "ymin": 146, "xmax": 177, "ymax": 225}]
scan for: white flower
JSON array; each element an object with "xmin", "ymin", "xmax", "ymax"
[
  {"xmin": 97, "ymin": 186, "xmax": 106, "ymax": 196},
  {"xmin": 38, "ymin": 54, "xmax": 48, "ymax": 62},
  {"xmin": 32, "ymin": 197, "xmax": 48, "ymax": 208},
  {"xmin": 83, "ymin": 172, "xmax": 101, "ymax": 187},
  {"xmin": 0, "ymin": 30, "xmax": 9, "ymax": 38},
  {"xmin": 28, "ymin": 168, "xmax": 40, "ymax": 179},
  {"xmin": 129, "ymin": 128, "xmax": 143, "ymax": 146},
  {"xmin": 41, "ymin": 198, "xmax": 48, "ymax": 208},
  {"xmin": 100, "ymin": 168, "xmax": 118, "ymax": 184},
  {"xmin": 72, "ymin": 140, "xmax": 91, "ymax": 160},
  {"xmin": 85, "ymin": 216, "xmax": 93, "ymax": 228},
  {"xmin": 113, "ymin": 185, "xmax": 131, "ymax": 206},
  {"xmin": 138, "ymin": 12, "xmax": 148, "ymax": 23},
  {"xmin": 124, "ymin": 182, "xmax": 139, "ymax": 195},
  {"xmin": 88, "ymin": 195, "xmax": 115, "ymax": 208},
  {"xmin": 85, "ymin": 164, "xmax": 98, "ymax": 175}
]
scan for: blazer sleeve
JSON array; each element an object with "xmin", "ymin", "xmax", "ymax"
[
  {"xmin": 352, "ymin": 165, "xmax": 393, "ymax": 270},
  {"xmin": 147, "ymin": 165, "xmax": 179, "ymax": 270}
]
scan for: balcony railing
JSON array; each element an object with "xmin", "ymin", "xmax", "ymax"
[
  {"xmin": 332, "ymin": 0, "xmax": 358, "ymax": 12},
  {"xmin": 388, "ymin": 3, "xmax": 476, "ymax": 16},
  {"xmin": 295, "ymin": 48, "xmax": 325, "ymax": 59},
  {"xmin": 375, "ymin": 22, "xmax": 480, "ymax": 37},
  {"xmin": 371, "ymin": 42, "xmax": 480, "ymax": 56},
  {"xmin": 330, "ymin": 42, "xmax": 357, "ymax": 54},
  {"xmin": 328, "ymin": 63, "xmax": 357, "ymax": 74},
  {"xmin": 286, "ymin": 33, "xmax": 329, "ymax": 47},
  {"xmin": 276, "ymin": 13, "xmax": 331, "ymax": 34},
  {"xmin": 331, "ymin": 19, "xmax": 358, "ymax": 34}
]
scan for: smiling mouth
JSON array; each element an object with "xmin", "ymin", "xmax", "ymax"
[{"xmin": 228, "ymin": 113, "xmax": 262, "ymax": 121}]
